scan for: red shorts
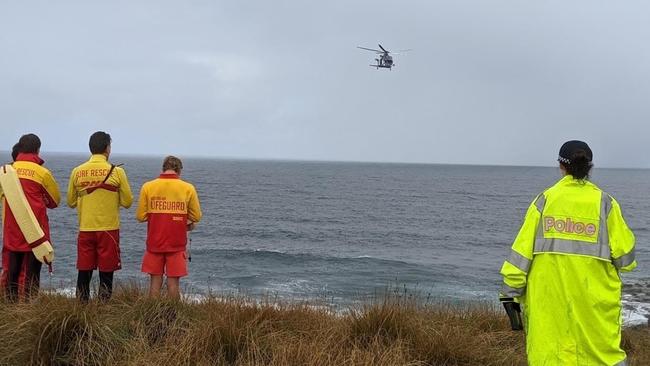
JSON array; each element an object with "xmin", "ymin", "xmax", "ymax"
[
  {"xmin": 141, "ymin": 250, "xmax": 187, "ymax": 277},
  {"xmin": 77, "ymin": 230, "xmax": 121, "ymax": 271}
]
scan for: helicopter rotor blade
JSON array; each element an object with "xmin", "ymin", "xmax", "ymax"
[
  {"xmin": 357, "ymin": 46, "xmax": 383, "ymax": 53},
  {"xmin": 378, "ymin": 44, "xmax": 388, "ymax": 53}
]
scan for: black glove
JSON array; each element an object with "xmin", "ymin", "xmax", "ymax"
[{"xmin": 499, "ymin": 296, "xmax": 523, "ymax": 331}]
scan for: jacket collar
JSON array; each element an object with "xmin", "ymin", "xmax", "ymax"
[
  {"xmin": 159, "ymin": 172, "xmax": 179, "ymax": 179},
  {"xmin": 557, "ymin": 175, "xmax": 593, "ymax": 187},
  {"xmin": 16, "ymin": 153, "xmax": 44, "ymax": 165},
  {"xmin": 89, "ymin": 154, "xmax": 109, "ymax": 163}
]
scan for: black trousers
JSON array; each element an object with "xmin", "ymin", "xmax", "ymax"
[
  {"xmin": 5, "ymin": 251, "xmax": 42, "ymax": 302},
  {"xmin": 76, "ymin": 270, "xmax": 114, "ymax": 303}
]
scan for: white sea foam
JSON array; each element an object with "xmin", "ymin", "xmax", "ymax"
[
  {"xmin": 254, "ymin": 248, "xmax": 285, "ymax": 254},
  {"xmin": 46, "ymin": 287, "xmax": 76, "ymax": 297},
  {"xmin": 622, "ymin": 296, "xmax": 650, "ymax": 326}
]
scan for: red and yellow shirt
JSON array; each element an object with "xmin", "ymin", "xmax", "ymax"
[
  {"xmin": 136, "ymin": 173, "xmax": 202, "ymax": 253},
  {"xmin": 67, "ymin": 154, "xmax": 133, "ymax": 231},
  {"xmin": 2, "ymin": 153, "xmax": 60, "ymax": 252}
]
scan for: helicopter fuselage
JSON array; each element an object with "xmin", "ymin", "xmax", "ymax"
[
  {"xmin": 358, "ymin": 44, "xmax": 406, "ymax": 70},
  {"xmin": 373, "ymin": 53, "xmax": 393, "ymax": 69}
]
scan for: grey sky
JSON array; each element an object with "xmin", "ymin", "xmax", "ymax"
[{"xmin": 1, "ymin": 1, "xmax": 648, "ymax": 168}]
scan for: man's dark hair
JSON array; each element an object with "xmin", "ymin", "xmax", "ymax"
[
  {"xmin": 12, "ymin": 133, "xmax": 41, "ymax": 160},
  {"xmin": 89, "ymin": 131, "xmax": 112, "ymax": 154}
]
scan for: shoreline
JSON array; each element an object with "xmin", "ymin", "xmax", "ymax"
[{"xmin": 38, "ymin": 282, "xmax": 650, "ymax": 328}]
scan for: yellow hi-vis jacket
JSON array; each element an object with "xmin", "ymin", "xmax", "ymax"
[
  {"xmin": 67, "ymin": 154, "xmax": 133, "ymax": 231},
  {"xmin": 500, "ymin": 175, "xmax": 636, "ymax": 366}
]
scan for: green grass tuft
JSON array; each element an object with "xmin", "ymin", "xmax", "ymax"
[{"xmin": 0, "ymin": 287, "xmax": 648, "ymax": 365}]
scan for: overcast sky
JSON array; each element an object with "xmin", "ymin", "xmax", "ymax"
[{"xmin": 1, "ymin": 1, "xmax": 649, "ymax": 167}]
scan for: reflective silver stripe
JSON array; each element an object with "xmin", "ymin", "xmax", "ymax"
[
  {"xmin": 501, "ymin": 283, "xmax": 526, "ymax": 297},
  {"xmin": 534, "ymin": 238, "xmax": 610, "ymax": 261},
  {"xmin": 534, "ymin": 194, "xmax": 546, "ymax": 213},
  {"xmin": 614, "ymin": 358, "xmax": 627, "ymax": 366},
  {"xmin": 599, "ymin": 192, "xmax": 613, "ymax": 246},
  {"xmin": 612, "ymin": 250, "xmax": 636, "ymax": 269},
  {"xmin": 507, "ymin": 250, "xmax": 531, "ymax": 273},
  {"xmin": 534, "ymin": 192, "xmax": 547, "ymax": 240},
  {"xmin": 535, "ymin": 215, "xmax": 544, "ymax": 240}
]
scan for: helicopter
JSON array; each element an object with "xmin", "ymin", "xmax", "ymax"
[{"xmin": 357, "ymin": 44, "xmax": 411, "ymax": 70}]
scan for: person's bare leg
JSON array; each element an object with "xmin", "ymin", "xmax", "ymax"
[
  {"xmin": 149, "ymin": 275, "xmax": 163, "ymax": 297},
  {"xmin": 166, "ymin": 277, "xmax": 181, "ymax": 299}
]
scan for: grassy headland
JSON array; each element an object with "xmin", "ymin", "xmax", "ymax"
[{"xmin": 0, "ymin": 287, "xmax": 648, "ymax": 365}]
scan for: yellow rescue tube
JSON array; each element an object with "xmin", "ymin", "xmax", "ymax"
[{"xmin": 0, "ymin": 164, "xmax": 54, "ymax": 264}]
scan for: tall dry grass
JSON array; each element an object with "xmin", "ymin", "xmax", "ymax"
[{"xmin": 0, "ymin": 286, "xmax": 647, "ymax": 365}]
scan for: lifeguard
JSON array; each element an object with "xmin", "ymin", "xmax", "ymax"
[
  {"xmin": 136, "ymin": 156, "xmax": 202, "ymax": 298},
  {"xmin": 1, "ymin": 134, "xmax": 60, "ymax": 302},
  {"xmin": 67, "ymin": 131, "xmax": 133, "ymax": 302}
]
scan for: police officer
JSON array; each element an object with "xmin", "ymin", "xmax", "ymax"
[{"xmin": 500, "ymin": 140, "xmax": 636, "ymax": 365}]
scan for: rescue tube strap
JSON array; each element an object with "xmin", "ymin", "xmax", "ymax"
[
  {"xmin": 506, "ymin": 250, "xmax": 531, "ymax": 273},
  {"xmin": 84, "ymin": 184, "xmax": 118, "ymax": 194},
  {"xmin": 612, "ymin": 250, "xmax": 636, "ymax": 269},
  {"xmin": 29, "ymin": 236, "xmax": 48, "ymax": 248},
  {"xmin": 501, "ymin": 283, "xmax": 525, "ymax": 297},
  {"xmin": 80, "ymin": 164, "xmax": 122, "ymax": 195},
  {"xmin": 534, "ymin": 238, "xmax": 610, "ymax": 261}
]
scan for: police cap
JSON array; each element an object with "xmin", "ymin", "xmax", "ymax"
[{"xmin": 558, "ymin": 140, "xmax": 593, "ymax": 165}]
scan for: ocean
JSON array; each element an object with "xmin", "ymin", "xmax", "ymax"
[{"xmin": 4, "ymin": 153, "xmax": 650, "ymax": 323}]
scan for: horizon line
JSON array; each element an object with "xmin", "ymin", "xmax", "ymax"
[{"xmin": 2, "ymin": 150, "xmax": 648, "ymax": 171}]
